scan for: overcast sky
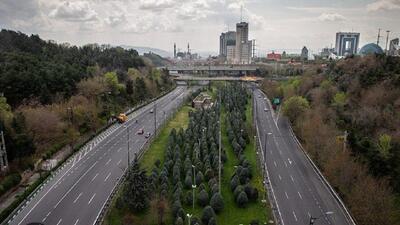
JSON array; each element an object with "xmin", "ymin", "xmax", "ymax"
[{"xmin": 1, "ymin": 0, "xmax": 399, "ymax": 55}]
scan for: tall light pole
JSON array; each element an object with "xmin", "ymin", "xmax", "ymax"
[
  {"xmin": 192, "ymin": 165, "xmax": 196, "ymax": 210},
  {"xmin": 154, "ymin": 102, "xmax": 157, "ymax": 136},
  {"xmin": 187, "ymin": 214, "xmax": 192, "ymax": 225},
  {"xmin": 218, "ymin": 121, "xmax": 221, "ymax": 193},
  {"xmin": 124, "ymin": 125, "xmax": 130, "ymax": 165},
  {"xmin": 309, "ymin": 211, "xmax": 334, "ymax": 225}
]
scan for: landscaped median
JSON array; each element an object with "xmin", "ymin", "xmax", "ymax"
[{"xmin": 104, "ymin": 83, "xmax": 272, "ymax": 225}]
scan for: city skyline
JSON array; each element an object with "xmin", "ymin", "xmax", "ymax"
[{"xmin": 0, "ymin": 0, "xmax": 399, "ymax": 55}]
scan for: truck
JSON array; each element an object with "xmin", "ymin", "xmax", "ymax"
[{"xmin": 114, "ymin": 113, "xmax": 128, "ymax": 123}]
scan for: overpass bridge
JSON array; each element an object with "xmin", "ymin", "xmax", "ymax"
[
  {"xmin": 166, "ymin": 65, "xmax": 259, "ymax": 76},
  {"xmin": 173, "ymin": 75, "xmax": 263, "ymax": 82}
]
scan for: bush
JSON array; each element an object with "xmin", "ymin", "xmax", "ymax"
[
  {"xmin": 201, "ymin": 206, "xmax": 216, "ymax": 225},
  {"xmin": 195, "ymin": 171, "xmax": 204, "ymax": 185},
  {"xmin": 210, "ymin": 193, "xmax": 224, "ymax": 213},
  {"xmin": 0, "ymin": 173, "xmax": 22, "ymax": 196},
  {"xmin": 230, "ymin": 175, "xmax": 239, "ymax": 191},
  {"xmin": 197, "ymin": 189, "xmax": 209, "ymax": 207},
  {"xmin": 244, "ymin": 184, "xmax": 259, "ymax": 201},
  {"xmin": 185, "ymin": 190, "xmax": 193, "ymax": 206},
  {"xmin": 208, "ymin": 217, "xmax": 217, "ymax": 225},
  {"xmin": 250, "ymin": 219, "xmax": 260, "ymax": 225},
  {"xmin": 236, "ymin": 191, "xmax": 249, "ymax": 208},
  {"xmin": 233, "ymin": 185, "xmax": 244, "ymax": 199},
  {"xmin": 184, "ymin": 175, "xmax": 192, "ymax": 189},
  {"xmin": 175, "ymin": 217, "xmax": 184, "ymax": 225},
  {"xmin": 172, "ymin": 200, "xmax": 182, "ymax": 217}
]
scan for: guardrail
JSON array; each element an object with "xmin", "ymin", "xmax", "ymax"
[
  {"xmin": 1, "ymin": 86, "xmax": 177, "ymax": 225},
  {"xmin": 94, "ymin": 89, "xmax": 191, "ymax": 225},
  {"xmin": 287, "ymin": 124, "xmax": 357, "ymax": 225}
]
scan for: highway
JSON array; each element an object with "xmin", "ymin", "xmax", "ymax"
[
  {"xmin": 7, "ymin": 86, "xmax": 192, "ymax": 225},
  {"xmin": 253, "ymin": 88, "xmax": 354, "ymax": 225}
]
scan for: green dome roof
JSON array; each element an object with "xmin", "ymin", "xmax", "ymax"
[{"xmin": 359, "ymin": 43, "xmax": 384, "ymax": 56}]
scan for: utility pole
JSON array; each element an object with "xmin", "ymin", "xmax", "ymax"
[
  {"xmin": 154, "ymin": 102, "xmax": 157, "ymax": 136},
  {"xmin": 377, "ymin": 28, "xmax": 381, "ymax": 46},
  {"xmin": 0, "ymin": 129, "xmax": 9, "ymax": 172},
  {"xmin": 218, "ymin": 93, "xmax": 222, "ymax": 194},
  {"xmin": 385, "ymin": 30, "xmax": 391, "ymax": 53},
  {"xmin": 125, "ymin": 125, "xmax": 130, "ymax": 165}
]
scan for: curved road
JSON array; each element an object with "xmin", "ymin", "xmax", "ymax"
[
  {"xmin": 254, "ymin": 88, "xmax": 354, "ymax": 225},
  {"xmin": 7, "ymin": 86, "xmax": 192, "ymax": 225}
]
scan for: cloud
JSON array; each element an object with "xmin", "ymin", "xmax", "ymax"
[
  {"xmin": 367, "ymin": 0, "xmax": 400, "ymax": 11},
  {"xmin": 104, "ymin": 13, "xmax": 126, "ymax": 26},
  {"xmin": 123, "ymin": 14, "xmax": 182, "ymax": 33},
  {"xmin": 318, "ymin": 13, "xmax": 346, "ymax": 22},
  {"xmin": 49, "ymin": 1, "xmax": 98, "ymax": 21},
  {"xmin": 139, "ymin": 0, "xmax": 175, "ymax": 11}
]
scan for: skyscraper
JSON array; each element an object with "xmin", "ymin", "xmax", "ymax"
[
  {"xmin": 335, "ymin": 32, "xmax": 360, "ymax": 56},
  {"xmin": 235, "ymin": 22, "xmax": 252, "ymax": 64},
  {"xmin": 219, "ymin": 31, "xmax": 236, "ymax": 58}
]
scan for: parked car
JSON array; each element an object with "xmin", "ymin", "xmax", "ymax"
[
  {"xmin": 150, "ymin": 109, "xmax": 154, "ymax": 113},
  {"xmin": 137, "ymin": 128, "xmax": 144, "ymax": 135},
  {"xmin": 264, "ymin": 108, "xmax": 269, "ymax": 112},
  {"xmin": 145, "ymin": 132, "xmax": 151, "ymax": 138}
]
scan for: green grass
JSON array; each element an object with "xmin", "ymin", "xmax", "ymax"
[
  {"xmin": 215, "ymin": 100, "xmax": 271, "ymax": 225},
  {"xmin": 105, "ymin": 105, "xmax": 192, "ymax": 225},
  {"xmin": 105, "ymin": 94, "xmax": 272, "ymax": 225}
]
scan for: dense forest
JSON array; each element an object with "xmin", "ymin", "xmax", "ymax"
[
  {"xmin": 263, "ymin": 54, "xmax": 400, "ymax": 225},
  {"xmin": 0, "ymin": 30, "xmax": 174, "ymax": 177}
]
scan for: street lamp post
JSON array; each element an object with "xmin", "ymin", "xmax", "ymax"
[
  {"xmin": 187, "ymin": 214, "xmax": 192, "ymax": 225},
  {"xmin": 192, "ymin": 165, "xmax": 196, "ymax": 210},
  {"xmin": 309, "ymin": 211, "xmax": 334, "ymax": 225},
  {"xmin": 218, "ymin": 121, "xmax": 221, "ymax": 193},
  {"xmin": 124, "ymin": 125, "xmax": 130, "ymax": 165}
]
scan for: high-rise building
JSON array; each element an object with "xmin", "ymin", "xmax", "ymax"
[
  {"xmin": 174, "ymin": 43, "xmax": 176, "ymax": 59},
  {"xmin": 235, "ymin": 22, "xmax": 252, "ymax": 64},
  {"xmin": 301, "ymin": 46, "xmax": 309, "ymax": 60},
  {"xmin": 335, "ymin": 32, "xmax": 360, "ymax": 56},
  {"xmin": 219, "ymin": 31, "xmax": 236, "ymax": 58},
  {"xmin": 389, "ymin": 38, "xmax": 399, "ymax": 56}
]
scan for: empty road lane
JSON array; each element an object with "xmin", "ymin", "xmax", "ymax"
[
  {"xmin": 8, "ymin": 86, "xmax": 192, "ymax": 225},
  {"xmin": 254, "ymin": 88, "xmax": 354, "ymax": 225}
]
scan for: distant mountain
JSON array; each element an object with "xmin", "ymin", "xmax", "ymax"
[{"xmin": 120, "ymin": 45, "xmax": 172, "ymax": 58}]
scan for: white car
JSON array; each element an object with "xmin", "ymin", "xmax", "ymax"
[
  {"xmin": 150, "ymin": 109, "xmax": 154, "ymax": 113},
  {"xmin": 264, "ymin": 108, "xmax": 269, "ymax": 112},
  {"xmin": 263, "ymin": 97, "xmax": 267, "ymax": 100}
]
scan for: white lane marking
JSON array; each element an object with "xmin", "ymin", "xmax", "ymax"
[
  {"xmin": 288, "ymin": 158, "xmax": 292, "ymax": 165},
  {"xmin": 73, "ymin": 219, "xmax": 79, "ymax": 225},
  {"xmin": 293, "ymin": 211, "xmax": 298, "ymax": 221},
  {"xmin": 17, "ymin": 156, "xmax": 78, "ymax": 225},
  {"xmin": 270, "ymin": 150, "xmax": 273, "ymax": 154},
  {"xmin": 73, "ymin": 192, "xmax": 83, "ymax": 204},
  {"xmin": 105, "ymin": 158, "xmax": 111, "ymax": 165},
  {"xmin": 290, "ymin": 175, "xmax": 295, "ymax": 183},
  {"xmin": 56, "ymin": 218, "xmax": 62, "ymax": 225},
  {"xmin": 88, "ymin": 193, "xmax": 96, "ymax": 205},
  {"xmin": 307, "ymin": 212, "xmax": 311, "ymax": 218},
  {"xmin": 278, "ymin": 174, "xmax": 282, "ymax": 180},
  {"xmin": 104, "ymin": 172, "xmax": 111, "ymax": 182},
  {"xmin": 117, "ymin": 147, "xmax": 121, "ymax": 152},
  {"xmin": 274, "ymin": 161, "xmax": 277, "ymax": 167},
  {"xmin": 42, "ymin": 211, "xmax": 51, "ymax": 222},
  {"xmin": 284, "ymin": 161, "xmax": 288, "ymax": 167},
  {"xmin": 53, "ymin": 162, "xmax": 97, "ymax": 209},
  {"xmin": 285, "ymin": 191, "xmax": 289, "ymax": 199},
  {"xmin": 91, "ymin": 173, "xmax": 99, "ymax": 182},
  {"xmin": 298, "ymin": 191, "xmax": 303, "ymax": 199},
  {"xmin": 117, "ymin": 159, "xmax": 122, "ymax": 165}
]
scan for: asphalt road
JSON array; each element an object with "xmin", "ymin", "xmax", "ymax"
[
  {"xmin": 253, "ymin": 88, "xmax": 353, "ymax": 225},
  {"xmin": 8, "ymin": 86, "xmax": 192, "ymax": 225}
]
